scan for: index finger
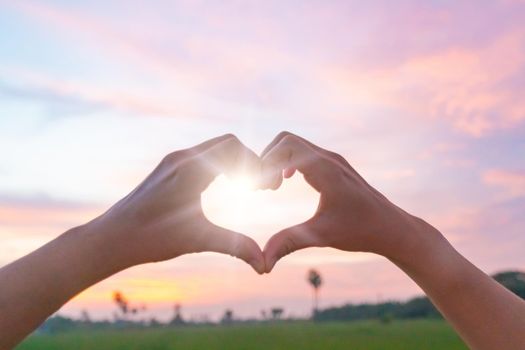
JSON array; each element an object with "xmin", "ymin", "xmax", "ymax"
[
  {"xmin": 195, "ymin": 136, "xmax": 262, "ymax": 191},
  {"xmin": 261, "ymin": 134, "xmax": 336, "ymax": 192}
]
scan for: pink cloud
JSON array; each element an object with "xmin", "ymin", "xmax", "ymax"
[
  {"xmin": 317, "ymin": 29, "xmax": 525, "ymax": 136},
  {"xmin": 1, "ymin": 65, "xmax": 235, "ymax": 121},
  {"xmin": 0, "ymin": 197, "xmax": 101, "ymax": 232},
  {"xmin": 483, "ymin": 169, "xmax": 525, "ymax": 197},
  {"xmin": 5, "ymin": 1, "xmax": 297, "ymax": 96},
  {"xmin": 9, "ymin": 0, "xmax": 525, "ymax": 136}
]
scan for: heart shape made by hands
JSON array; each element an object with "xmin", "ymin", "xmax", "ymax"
[{"xmin": 201, "ymin": 173, "xmax": 319, "ymax": 248}]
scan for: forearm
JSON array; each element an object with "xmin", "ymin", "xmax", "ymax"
[
  {"xmin": 0, "ymin": 136, "xmax": 265, "ymax": 349},
  {"xmin": 389, "ymin": 217, "xmax": 525, "ymax": 350},
  {"xmin": 0, "ymin": 217, "xmax": 130, "ymax": 349}
]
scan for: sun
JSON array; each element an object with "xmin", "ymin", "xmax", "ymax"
[
  {"xmin": 202, "ymin": 174, "xmax": 257, "ymax": 211},
  {"xmin": 201, "ymin": 173, "xmax": 319, "ymax": 246},
  {"xmin": 226, "ymin": 174, "xmax": 257, "ymax": 194}
]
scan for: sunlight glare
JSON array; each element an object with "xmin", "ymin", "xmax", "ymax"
[{"xmin": 201, "ymin": 174, "xmax": 319, "ymax": 245}]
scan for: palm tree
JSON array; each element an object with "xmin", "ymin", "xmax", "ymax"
[
  {"xmin": 112, "ymin": 291, "xmax": 129, "ymax": 320},
  {"xmin": 221, "ymin": 309, "xmax": 234, "ymax": 324},
  {"xmin": 170, "ymin": 303, "xmax": 185, "ymax": 325},
  {"xmin": 307, "ymin": 269, "xmax": 322, "ymax": 317}
]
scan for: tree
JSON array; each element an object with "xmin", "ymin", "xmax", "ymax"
[
  {"xmin": 221, "ymin": 309, "xmax": 234, "ymax": 324},
  {"xmin": 170, "ymin": 303, "xmax": 185, "ymax": 325},
  {"xmin": 308, "ymin": 269, "xmax": 322, "ymax": 317},
  {"xmin": 80, "ymin": 309, "xmax": 91, "ymax": 323},
  {"xmin": 261, "ymin": 310, "xmax": 268, "ymax": 320},
  {"xmin": 492, "ymin": 271, "xmax": 525, "ymax": 299},
  {"xmin": 112, "ymin": 291, "xmax": 129, "ymax": 319},
  {"xmin": 271, "ymin": 307, "xmax": 284, "ymax": 320},
  {"xmin": 112, "ymin": 291, "xmax": 147, "ymax": 323}
]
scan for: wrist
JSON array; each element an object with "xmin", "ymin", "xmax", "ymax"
[
  {"xmin": 72, "ymin": 216, "xmax": 138, "ymax": 276},
  {"xmin": 385, "ymin": 215, "xmax": 466, "ymax": 292},
  {"xmin": 382, "ymin": 211, "xmax": 449, "ymax": 267}
]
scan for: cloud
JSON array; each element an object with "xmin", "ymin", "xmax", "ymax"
[
  {"xmin": 1, "ymin": 0, "xmax": 524, "ymax": 321},
  {"xmin": 320, "ymin": 29, "xmax": 525, "ymax": 136},
  {"xmin": 0, "ymin": 193, "xmax": 104, "ymax": 267},
  {"xmin": 428, "ymin": 195, "xmax": 525, "ymax": 273},
  {"xmin": 6, "ymin": 0, "xmax": 525, "ymax": 136},
  {"xmin": 1, "ymin": 2, "xmax": 269, "ymax": 121},
  {"xmin": 483, "ymin": 169, "xmax": 525, "ymax": 198},
  {"xmin": 0, "ymin": 80, "xmax": 105, "ymax": 117},
  {"xmin": 0, "ymin": 68, "xmax": 224, "ymax": 120},
  {"xmin": 0, "ymin": 192, "xmax": 101, "ymax": 230}
]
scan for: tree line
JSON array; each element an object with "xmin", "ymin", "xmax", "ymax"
[
  {"xmin": 315, "ymin": 271, "xmax": 525, "ymax": 322},
  {"xmin": 38, "ymin": 270, "xmax": 525, "ymax": 333}
]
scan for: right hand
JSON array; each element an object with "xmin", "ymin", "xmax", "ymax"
[{"xmin": 260, "ymin": 132, "xmax": 430, "ymax": 272}]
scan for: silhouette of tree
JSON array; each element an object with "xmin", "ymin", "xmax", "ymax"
[
  {"xmin": 221, "ymin": 309, "xmax": 234, "ymax": 324},
  {"xmin": 271, "ymin": 307, "xmax": 284, "ymax": 320},
  {"xmin": 112, "ymin": 291, "xmax": 147, "ymax": 322},
  {"xmin": 80, "ymin": 309, "xmax": 91, "ymax": 323},
  {"xmin": 170, "ymin": 303, "xmax": 185, "ymax": 325},
  {"xmin": 261, "ymin": 310, "xmax": 267, "ymax": 320},
  {"xmin": 307, "ymin": 269, "xmax": 322, "ymax": 317},
  {"xmin": 493, "ymin": 271, "xmax": 525, "ymax": 299},
  {"xmin": 149, "ymin": 317, "xmax": 161, "ymax": 327},
  {"xmin": 112, "ymin": 291, "xmax": 129, "ymax": 319}
]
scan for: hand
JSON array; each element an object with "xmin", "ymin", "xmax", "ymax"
[
  {"xmin": 260, "ymin": 132, "xmax": 426, "ymax": 272},
  {"xmin": 94, "ymin": 134, "xmax": 265, "ymax": 273}
]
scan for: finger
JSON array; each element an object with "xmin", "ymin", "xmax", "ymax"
[
  {"xmin": 261, "ymin": 131, "xmax": 293, "ymax": 158},
  {"xmin": 265, "ymin": 133, "xmax": 366, "ymax": 188},
  {"xmin": 283, "ymin": 167, "xmax": 296, "ymax": 178},
  {"xmin": 260, "ymin": 134, "xmax": 334, "ymax": 191},
  {"xmin": 189, "ymin": 134, "xmax": 238, "ymax": 154},
  {"xmin": 161, "ymin": 134, "xmax": 240, "ymax": 177},
  {"xmin": 262, "ymin": 131, "xmax": 349, "ymax": 169},
  {"xmin": 261, "ymin": 131, "xmax": 323, "ymax": 158},
  {"xmin": 196, "ymin": 136, "xmax": 262, "ymax": 190},
  {"xmin": 263, "ymin": 220, "xmax": 320, "ymax": 273},
  {"xmin": 269, "ymin": 133, "xmax": 368, "ymax": 190},
  {"xmin": 200, "ymin": 223, "xmax": 265, "ymax": 274}
]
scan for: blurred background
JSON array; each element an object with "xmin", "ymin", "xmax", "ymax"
[{"xmin": 1, "ymin": 0, "xmax": 524, "ymax": 348}]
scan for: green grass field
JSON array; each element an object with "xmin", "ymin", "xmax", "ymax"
[{"xmin": 17, "ymin": 320, "xmax": 467, "ymax": 350}]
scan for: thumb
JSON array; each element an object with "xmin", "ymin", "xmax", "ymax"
[
  {"xmin": 263, "ymin": 220, "xmax": 319, "ymax": 273},
  {"xmin": 200, "ymin": 223, "xmax": 265, "ymax": 274}
]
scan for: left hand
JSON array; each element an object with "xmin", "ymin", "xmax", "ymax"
[{"xmin": 93, "ymin": 134, "xmax": 265, "ymax": 273}]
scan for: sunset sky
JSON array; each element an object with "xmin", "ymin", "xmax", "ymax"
[{"xmin": 1, "ymin": 0, "xmax": 525, "ymax": 322}]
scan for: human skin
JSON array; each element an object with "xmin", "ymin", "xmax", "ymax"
[
  {"xmin": 260, "ymin": 131, "xmax": 525, "ymax": 350},
  {"xmin": 1, "ymin": 132, "xmax": 524, "ymax": 350},
  {"xmin": 0, "ymin": 134, "xmax": 265, "ymax": 349}
]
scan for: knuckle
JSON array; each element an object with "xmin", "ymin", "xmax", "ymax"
[
  {"xmin": 219, "ymin": 134, "xmax": 242, "ymax": 150},
  {"xmin": 162, "ymin": 150, "xmax": 186, "ymax": 165},
  {"xmin": 315, "ymin": 157, "xmax": 346, "ymax": 182},
  {"xmin": 329, "ymin": 161, "xmax": 347, "ymax": 179},
  {"xmin": 221, "ymin": 133, "xmax": 239, "ymax": 144},
  {"xmin": 277, "ymin": 131, "xmax": 293, "ymax": 140},
  {"xmin": 176, "ymin": 156, "xmax": 201, "ymax": 175},
  {"xmin": 328, "ymin": 151, "xmax": 348, "ymax": 165},
  {"xmin": 280, "ymin": 134, "xmax": 299, "ymax": 146}
]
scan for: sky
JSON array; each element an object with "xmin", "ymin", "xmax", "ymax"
[{"xmin": 0, "ymin": 0, "xmax": 525, "ymax": 322}]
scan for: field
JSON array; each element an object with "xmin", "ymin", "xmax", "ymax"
[{"xmin": 17, "ymin": 320, "xmax": 467, "ymax": 350}]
